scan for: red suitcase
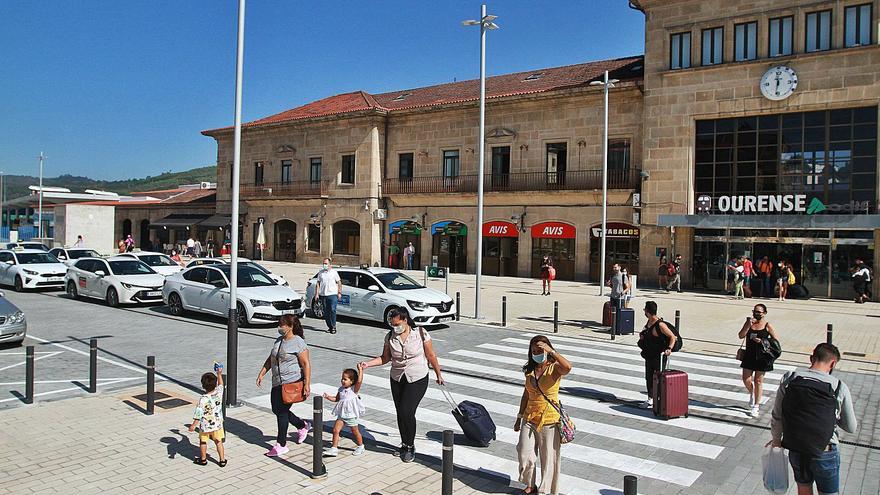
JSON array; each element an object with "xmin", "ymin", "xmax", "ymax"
[
  {"xmin": 653, "ymin": 355, "xmax": 689, "ymax": 419},
  {"xmin": 602, "ymin": 301, "xmax": 613, "ymax": 326}
]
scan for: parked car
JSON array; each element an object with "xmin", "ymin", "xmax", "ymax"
[
  {"xmin": 115, "ymin": 251, "xmax": 183, "ymax": 276},
  {"xmin": 0, "ymin": 249, "xmax": 68, "ymax": 291},
  {"xmin": 0, "ymin": 291, "xmax": 27, "ymax": 346},
  {"xmin": 305, "ymin": 267, "xmax": 455, "ymax": 327},
  {"xmin": 162, "ymin": 264, "xmax": 304, "ymax": 326},
  {"xmin": 49, "ymin": 247, "xmax": 102, "ymax": 266},
  {"xmin": 65, "ymin": 257, "xmax": 166, "ymax": 307},
  {"xmin": 184, "ymin": 257, "xmax": 288, "ymax": 286},
  {"xmin": 4, "ymin": 242, "xmax": 49, "ymax": 251}
]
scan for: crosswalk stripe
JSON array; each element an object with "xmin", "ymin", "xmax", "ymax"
[
  {"xmin": 521, "ymin": 333, "xmax": 797, "ymax": 371},
  {"xmin": 501, "ymin": 337, "xmax": 785, "ymax": 381},
  {"xmin": 451, "ymin": 349, "xmax": 767, "ymax": 404},
  {"xmin": 430, "ymin": 368, "xmax": 742, "ymax": 437},
  {"xmin": 361, "ymin": 374, "xmax": 725, "ymax": 459},
  {"xmin": 439, "ymin": 357, "xmax": 758, "ymax": 419},
  {"xmin": 478, "ymin": 343, "xmax": 779, "ymax": 392},
  {"xmin": 310, "ymin": 383, "xmax": 702, "ymax": 486}
]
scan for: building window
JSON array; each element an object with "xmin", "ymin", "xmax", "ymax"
[
  {"xmin": 254, "ymin": 162, "xmax": 264, "ymax": 185},
  {"xmin": 310, "ymin": 158, "xmax": 322, "ymax": 184},
  {"xmin": 491, "ymin": 146, "xmax": 511, "ymax": 188},
  {"xmin": 399, "ymin": 153, "xmax": 414, "ymax": 179},
  {"xmin": 546, "ymin": 142, "xmax": 567, "ymax": 185},
  {"xmin": 806, "ymin": 10, "xmax": 832, "ymax": 52},
  {"xmin": 333, "ymin": 220, "xmax": 360, "ymax": 256},
  {"xmin": 734, "ymin": 22, "xmax": 757, "ymax": 61},
  {"xmin": 442, "ymin": 150, "xmax": 460, "ymax": 178},
  {"xmin": 281, "ymin": 159, "xmax": 292, "ymax": 184},
  {"xmin": 670, "ymin": 32, "xmax": 691, "ymax": 69},
  {"xmin": 701, "ymin": 26, "xmax": 723, "ymax": 65},
  {"xmin": 608, "ymin": 139, "xmax": 631, "ymax": 171},
  {"xmin": 341, "ymin": 154, "xmax": 355, "ymax": 185},
  {"xmin": 845, "ymin": 4, "xmax": 872, "ymax": 47},
  {"xmin": 769, "ymin": 16, "xmax": 793, "ymax": 57},
  {"xmin": 307, "ymin": 224, "xmax": 320, "ymax": 252}
]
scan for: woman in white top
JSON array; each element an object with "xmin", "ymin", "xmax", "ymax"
[{"xmin": 360, "ymin": 307, "xmax": 444, "ymax": 463}]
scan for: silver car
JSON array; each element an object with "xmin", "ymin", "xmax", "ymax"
[{"xmin": 0, "ymin": 291, "xmax": 27, "ymax": 346}]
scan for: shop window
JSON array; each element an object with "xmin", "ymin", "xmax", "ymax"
[
  {"xmin": 399, "ymin": 153, "xmax": 414, "ymax": 179},
  {"xmin": 307, "ymin": 224, "xmax": 320, "ymax": 252},
  {"xmin": 845, "ymin": 4, "xmax": 872, "ymax": 47},
  {"xmin": 806, "ymin": 10, "xmax": 832, "ymax": 52},
  {"xmin": 310, "ymin": 158, "xmax": 322, "ymax": 184},
  {"xmin": 333, "ymin": 220, "xmax": 360, "ymax": 256},
  {"xmin": 442, "ymin": 150, "xmax": 460, "ymax": 178},
  {"xmin": 670, "ymin": 32, "xmax": 691, "ymax": 69},
  {"xmin": 254, "ymin": 162, "xmax": 264, "ymax": 185},
  {"xmin": 769, "ymin": 16, "xmax": 793, "ymax": 57},
  {"xmin": 701, "ymin": 26, "xmax": 723, "ymax": 65},
  {"xmin": 734, "ymin": 22, "xmax": 757, "ymax": 61},
  {"xmin": 341, "ymin": 154, "xmax": 355, "ymax": 185},
  {"xmin": 281, "ymin": 160, "xmax": 292, "ymax": 184}
]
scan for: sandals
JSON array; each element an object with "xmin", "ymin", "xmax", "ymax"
[
  {"xmin": 193, "ymin": 457, "xmax": 208, "ymax": 466},
  {"xmin": 218, "ymin": 459, "xmax": 228, "ymax": 468}
]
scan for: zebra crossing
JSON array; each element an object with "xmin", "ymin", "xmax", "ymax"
[{"xmin": 246, "ymin": 332, "xmax": 785, "ymax": 494}]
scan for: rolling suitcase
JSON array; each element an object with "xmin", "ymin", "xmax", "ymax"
[
  {"xmin": 653, "ymin": 355, "xmax": 688, "ymax": 419},
  {"xmin": 616, "ymin": 308, "xmax": 635, "ymax": 335},
  {"xmin": 441, "ymin": 385, "xmax": 496, "ymax": 447},
  {"xmin": 602, "ymin": 301, "xmax": 613, "ymax": 326}
]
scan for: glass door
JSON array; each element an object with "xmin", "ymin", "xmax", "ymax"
[
  {"xmin": 693, "ymin": 241, "xmax": 727, "ymax": 291},
  {"xmin": 802, "ymin": 245, "xmax": 830, "ymax": 298}
]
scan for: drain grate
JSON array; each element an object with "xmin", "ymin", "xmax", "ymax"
[
  {"xmin": 132, "ymin": 391, "xmax": 170, "ymax": 402},
  {"xmin": 156, "ymin": 398, "xmax": 192, "ymax": 410}
]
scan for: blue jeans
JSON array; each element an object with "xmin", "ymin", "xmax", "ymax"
[
  {"xmin": 321, "ymin": 294, "xmax": 338, "ymax": 330},
  {"xmin": 789, "ymin": 445, "xmax": 840, "ymax": 495}
]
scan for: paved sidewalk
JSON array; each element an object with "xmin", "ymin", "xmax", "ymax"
[
  {"xmin": 0, "ymin": 383, "xmax": 513, "ymax": 495},
  {"xmin": 261, "ymin": 261, "xmax": 880, "ymax": 373}
]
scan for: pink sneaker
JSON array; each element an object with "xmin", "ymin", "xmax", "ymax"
[
  {"xmin": 295, "ymin": 421, "xmax": 312, "ymax": 444},
  {"xmin": 265, "ymin": 443, "xmax": 289, "ymax": 457}
]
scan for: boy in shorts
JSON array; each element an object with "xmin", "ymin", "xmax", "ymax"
[{"xmin": 189, "ymin": 364, "xmax": 227, "ymax": 467}]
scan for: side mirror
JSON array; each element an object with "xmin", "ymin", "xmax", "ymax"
[
  {"xmin": 367, "ymin": 285, "xmax": 381, "ymax": 292},
  {"xmin": 95, "ymin": 270, "xmax": 106, "ymax": 277},
  {"xmin": 5, "ymin": 260, "xmax": 14, "ymax": 265},
  {"xmin": 58, "ymin": 256, "xmax": 67, "ymax": 260},
  {"xmin": 213, "ymin": 280, "xmax": 227, "ymax": 289}
]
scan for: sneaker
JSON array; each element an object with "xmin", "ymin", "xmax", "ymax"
[
  {"xmin": 265, "ymin": 443, "xmax": 289, "ymax": 457},
  {"xmin": 392, "ymin": 444, "xmax": 403, "ymax": 457},
  {"xmin": 323, "ymin": 447, "xmax": 339, "ymax": 457},
  {"xmin": 639, "ymin": 398, "xmax": 653, "ymax": 409},
  {"xmin": 329, "ymin": 328, "xmax": 337, "ymax": 334},
  {"xmin": 748, "ymin": 405, "xmax": 760, "ymax": 417},
  {"xmin": 352, "ymin": 445, "xmax": 365, "ymax": 456},
  {"xmin": 748, "ymin": 395, "xmax": 755, "ymax": 409},
  {"xmin": 401, "ymin": 445, "xmax": 415, "ymax": 463},
  {"xmin": 295, "ymin": 421, "xmax": 312, "ymax": 444}
]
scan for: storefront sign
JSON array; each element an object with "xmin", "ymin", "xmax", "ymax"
[
  {"xmin": 432, "ymin": 221, "xmax": 467, "ymax": 236},
  {"xmin": 482, "ymin": 221, "xmax": 518, "ymax": 237},
  {"xmin": 590, "ymin": 222, "xmax": 640, "ymax": 239},
  {"xmin": 389, "ymin": 220, "xmax": 422, "ymax": 235},
  {"xmin": 700, "ymin": 194, "xmax": 872, "ymax": 215},
  {"xmin": 531, "ymin": 222, "xmax": 576, "ymax": 239}
]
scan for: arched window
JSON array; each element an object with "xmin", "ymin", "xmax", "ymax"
[
  {"xmin": 274, "ymin": 219, "xmax": 297, "ymax": 261},
  {"xmin": 333, "ymin": 220, "xmax": 360, "ymax": 256}
]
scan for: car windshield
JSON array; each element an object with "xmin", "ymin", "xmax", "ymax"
[
  {"xmin": 242, "ymin": 262, "xmax": 270, "ymax": 274},
  {"xmin": 23, "ymin": 244, "xmax": 48, "ymax": 251},
  {"xmin": 69, "ymin": 249, "xmax": 100, "ymax": 259},
  {"xmin": 109, "ymin": 260, "xmax": 156, "ymax": 276},
  {"xmin": 17, "ymin": 253, "xmax": 60, "ymax": 264},
  {"xmin": 375, "ymin": 272, "xmax": 422, "ymax": 290},
  {"xmin": 217, "ymin": 265, "xmax": 275, "ymax": 288},
  {"xmin": 138, "ymin": 254, "xmax": 178, "ymax": 267}
]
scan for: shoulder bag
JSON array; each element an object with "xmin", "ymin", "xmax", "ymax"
[
  {"xmin": 532, "ymin": 374, "xmax": 575, "ymax": 444},
  {"xmin": 275, "ymin": 341, "xmax": 306, "ymax": 404},
  {"xmin": 736, "ymin": 338, "xmax": 746, "ymax": 361}
]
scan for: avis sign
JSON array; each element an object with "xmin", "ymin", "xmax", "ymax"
[
  {"xmin": 530, "ymin": 222, "xmax": 576, "ymax": 239},
  {"xmin": 698, "ymin": 194, "xmax": 872, "ymax": 215},
  {"xmin": 482, "ymin": 221, "xmax": 519, "ymax": 238}
]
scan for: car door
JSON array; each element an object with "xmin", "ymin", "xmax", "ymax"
[
  {"xmin": 90, "ymin": 259, "xmax": 112, "ymax": 297},
  {"xmin": 201, "ymin": 269, "xmax": 230, "ymax": 315},
  {"xmin": 336, "ymin": 271, "xmax": 357, "ymax": 316},
  {"xmin": 179, "ymin": 267, "xmax": 209, "ymax": 310},
  {"xmin": 356, "ymin": 273, "xmax": 385, "ymax": 320},
  {"xmin": 0, "ymin": 253, "xmax": 14, "ymax": 285},
  {"xmin": 70, "ymin": 260, "xmax": 95, "ymax": 297}
]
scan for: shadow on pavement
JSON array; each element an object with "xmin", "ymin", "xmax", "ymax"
[
  {"xmin": 223, "ymin": 416, "xmax": 314, "ymax": 477},
  {"xmin": 160, "ymin": 428, "xmax": 197, "ymax": 459}
]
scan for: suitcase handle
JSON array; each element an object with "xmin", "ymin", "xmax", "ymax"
[
  {"xmin": 660, "ymin": 353, "xmax": 668, "ymax": 371},
  {"xmin": 439, "ymin": 383, "xmax": 463, "ymax": 416}
]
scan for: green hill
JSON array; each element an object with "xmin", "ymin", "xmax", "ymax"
[{"xmin": 2, "ymin": 166, "xmax": 217, "ymax": 199}]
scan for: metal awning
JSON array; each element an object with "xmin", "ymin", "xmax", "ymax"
[
  {"xmin": 148, "ymin": 214, "xmax": 211, "ymax": 228},
  {"xmin": 198, "ymin": 215, "xmax": 232, "ymax": 228},
  {"xmin": 658, "ymin": 214, "xmax": 880, "ymax": 229}
]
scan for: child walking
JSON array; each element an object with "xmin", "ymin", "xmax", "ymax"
[
  {"xmin": 189, "ymin": 363, "xmax": 227, "ymax": 467},
  {"xmin": 322, "ymin": 364, "xmax": 366, "ymax": 456}
]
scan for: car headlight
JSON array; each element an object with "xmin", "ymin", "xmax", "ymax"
[
  {"xmin": 282, "ymin": 281, "xmax": 289, "ymax": 287},
  {"xmin": 250, "ymin": 299, "xmax": 272, "ymax": 307},
  {"xmin": 121, "ymin": 283, "xmax": 133, "ymax": 289},
  {"xmin": 8, "ymin": 311, "xmax": 25, "ymax": 324},
  {"xmin": 22, "ymin": 269, "xmax": 38, "ymax": 276},
  {"xmin": 407, "ymin": 300, "xmax": 428, "ymax": 311}
]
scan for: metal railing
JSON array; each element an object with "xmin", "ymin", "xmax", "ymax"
[
  {"xmin": 382, "ymin": 169, "xmax": 641, "ymax": 194},
  {"xmin": 240, "ymin": 180, "xmax": 328, "ymax": 199}
]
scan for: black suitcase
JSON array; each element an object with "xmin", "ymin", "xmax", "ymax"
[
  {"xmin": 441, "ymin": 386, "xmax": 496, "ymax": 447},
  {"xmin": 616, "ymin": 308, "xmax": 635, "ymax": 335}
]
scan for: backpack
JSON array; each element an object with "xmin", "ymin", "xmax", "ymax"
[
  {"xmin": 652, "ymin": 318, "xmax": 683, "ymax": 352},
  {"xmin": 787, "ymin": 271, "xmax": 796, "ymax": 285},
  {"xmin": 781, "ymin": 375, "xmax": 841, "ymax": 456},
  {"xmin": 733, "ymin": 270, "xmax": 743, "ymax": 282},
  {"xmin": 667, "ymin": 263, "xmax": 677, "ymax": 276}
]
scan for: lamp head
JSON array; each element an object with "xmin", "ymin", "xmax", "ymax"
[{"xmin": 462, "ymin": 19, "xmax": 479, "ymax": 26}]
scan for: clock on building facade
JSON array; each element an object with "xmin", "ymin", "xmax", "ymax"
[{"xmin": 760, "ymin": 65, "xmax": 798, "ymax": 101}]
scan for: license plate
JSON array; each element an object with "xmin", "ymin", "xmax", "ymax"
[
  {"xmin": 146, "ymin": 291, "xmax": 162, "ymax": 297},
  {"xmin": 281, "ymin": 309, "xmax": 298, "ymax": 315},
  {"xmin": 48, "ymin": 277, "xmax": 63, "ymax": 283},
  {"xmin": 438, "ymin": 316, "xmax": 454, "ymax": 322}
]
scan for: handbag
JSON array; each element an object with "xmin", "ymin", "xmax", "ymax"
[
  {"xmin": 532, "ymin": 375, "xmax": 575, "ymax": 444},
  {"xmin": 275, "ymin": 342, "xmax": 306, "ymax": 405},
  {"xmin": 736, "ymin": 338, "xmax": 746, "ymax": 361}
]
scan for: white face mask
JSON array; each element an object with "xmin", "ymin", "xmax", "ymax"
[
  {"xmin": 322, "ymin": 263, "xmax": 329, "ymax": 270},
  {"xmin": 393, "ymin": 324, "xmax": 406, "ymax": 335},
  {"xmin": 277, "ymin": 327, "xmax": 287, "ymax": 336}
]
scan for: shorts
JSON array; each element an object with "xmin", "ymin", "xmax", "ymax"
[
  {"xmin": 789, "ymin": 445, "xmax": 840, "ymax": 495},
  {"xmin": 340, "ymin": 417, "xmax": 359, "ymax": 427},
  {"xmin": 199, "ymin": 428, "xmax": 225, "ymax": 443}
]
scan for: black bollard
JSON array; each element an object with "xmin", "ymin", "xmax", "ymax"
[
  {"xmin": 553, "ymin": 301, "xmax": 559, "ymax": 333},
  {"xmin": 442, "ymin": 429, "xmax": 454, "ymax": 495},
  {"xmin": 826, "ymin": 324, "xmax": 833, "ymax": 345},
  {"xmin": 311, "ymin": 395, "xmax": 327, "ymax": 478},
  {"xmin": 25, "ymin": 346, "xmax": 34, "ymax": 404},
  {"xmin": 674, "ymin": 310, "xmax": 681, "ymax": 333},
  {"xmin": 502, "ymin": 296, "xmax": 507, "ymax": 327},
  {"xmin": 455, "ymin": 292, "xmax": 460, "ymax": 321},
  {"xmin": 146, "ymin": 355, "xmax": 155, "ymax": 415},
  {"xmin": 623, "ymin": 475, "xmax": 638, "ymax": 495},
  {"xmin": 611, "ymin": 309, "xmax": 617, "ymax": 341},
  {"xmin": 89, "ymin": 338, "xmax": 97, "ymax": 394}
]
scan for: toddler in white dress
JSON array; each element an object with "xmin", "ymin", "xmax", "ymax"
[{"xmin": 322, "ymin": 364, "xmax": 366, "ymax": 456}]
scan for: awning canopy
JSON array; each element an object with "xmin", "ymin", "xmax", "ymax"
[
  {"xmin": 198, "ymin": 215, "xmax": 232, "ymax": 228},
  {"xmin": 658, "ymin": 214, "xmax": 880, "ymax": 229},
  {"xmin": 148, "ymin": 214, "xmax": 211, "ymax": 228}
]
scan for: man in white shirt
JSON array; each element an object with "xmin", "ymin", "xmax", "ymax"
[
  {"xmin": 73, "ymin": 235, "xmax": 84, "ymax": 247},
  {"xmin": 314, "ymin": 258, "xmax": 342, "ymax": 334},
  {"xmin": 186, "ymin": 237, "xmax": 196, "ymax": 257},
  {"xmin": 403, "ymin": 242, "xmax": 415, "ymax": 270}
]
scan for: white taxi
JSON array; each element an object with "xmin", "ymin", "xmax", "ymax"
[
  {"xmin": 0, "ymin": 249, "xmax": 68, "ymax": 291},
  {"xmin": 49, "ymin": 247, "xmax": 103, "ymax": 266},
  {"xmin": 184, "ymin": 257, "xmax": 289, "ymax": 286},
  {"xmin": 115, "ymin": 251, "xmax": 184, "ymax": 276},
  {"xmin": 65, "ymin": 257, "xmax": 166, "ymax": 306}
]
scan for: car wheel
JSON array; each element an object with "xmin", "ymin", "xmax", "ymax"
[
  {"xmin": 168, "ymin": 293, "xmax": 185, "ymax": 316},
  {"xmin": 311, "ymin": 298, "xmax": 324, "ymax": 319},
  {"xmin": 13, "ymin": 276, "xmax": 23, "ymax": 292},
  {"xmin": 105, "ymin": 287, "xmax": 119, "ymax": 307},
  {"xmin": 236, "ymin": 302, "xmax": 248, "ymax": 328},
  {"xmin": 384, "ymin": 306, "xmax": 401, "ymax": 329},
  {"xmin": 66, "ymin": 281, "xmax": 79, "ymax": 299}
]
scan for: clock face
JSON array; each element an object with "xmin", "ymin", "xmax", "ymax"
[{"xmin": 761, "ymin": 66, "xmax": 798, "ymax": 101}]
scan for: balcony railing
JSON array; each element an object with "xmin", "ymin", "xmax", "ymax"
[
  {"xmin": 382, "ymin": 169, "xmax": 641, "ymax": 195},
  {"xmin": 240, "ymin": 180, "xmax": 329, "ymax": 199}
]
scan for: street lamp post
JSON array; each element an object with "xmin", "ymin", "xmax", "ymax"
[
  {"xmin": 462, "ymin": 4, "xmax": 498, "ymax": 319},
  {"xmin": 590, "ymin": 71, "xmax": 618, "ymax": 296},
  {"xmin": 1, "ymin": 171, "xmax": 4, "ymax": 238},
  {"xmin": 226, "ymin": 0, "xmax": 246, "ymax": 407},
  {"xmin": 37, "ymin": 152, "xmax": 45, "ymax": 239}
]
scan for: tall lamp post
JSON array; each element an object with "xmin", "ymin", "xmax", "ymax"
[
  {"xmin": 1, "ymin": 171, "xmax": 4, "ymax": 238},
  {"xmin": 37, "ymin": 152, "xmax": 45, "ymax": 239},
  {"xmin": 462, "ymin": 4, "xmax": 498, "ymax": 319},
  {"xmin": 226, "ymin": 0, "xmax": 246, "ymax": 407},
  {"xmin": 590, "ymin": 71, "xmax": 618, "ymax": 296}
]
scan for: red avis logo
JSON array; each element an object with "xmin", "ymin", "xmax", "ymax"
[
  {"xmin": 488, "ymin": 225, "xmax": 509, "ymax": 235},
  {"xmin": 542, "ymin": 226, "xmax": 564, "ymax": 236}
]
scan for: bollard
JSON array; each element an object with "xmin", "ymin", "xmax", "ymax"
[
  {"xmin": 311, "ymin": 396, "xmax": 327, "ymax": 478},
  {"xmin": 146, "ymin": 355, "xmax": 155, "ymax": 415},
  {"xmin": 623, "ymin": 475, "xmax": 638, "ymax": 495},
  {"xmin": 89, "ymin": 338, "xmax": 97, "ymax": 394},
  {"xmin": 502, "ymin": 296, "xmax": 507, "ymax": 327},
  {"xmin": 455, "ymin": 292, "xmax": 460, "ymax": 321},
  {"xmin": 445, "ymin": 267, "xmax": 449, "ymax": 296},
  {"xmin": 611, "ymin": 309, "xmax": 617, "ymax": 341},
  {"xmin": 826, "ymin": 324, "xmax": 833, "ymax": 345},
  {"xmin": 25, "ymin": 346, "xmax": 34, "ymax": 404},
  {"xmin": 553, "ymin": 301, "xmax": 559, "ymax": 333},
  {"xmin": 442, "ymin": 429, "xmax": 454, "ymax": 495},
  {"xmin": 674, "ymin": 309, "xmax": 681, "ymax": 333}
]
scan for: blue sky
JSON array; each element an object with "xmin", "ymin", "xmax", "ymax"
[{"xmin": 0, "ymin": 1, "xmax": 644, "ymax": 180}]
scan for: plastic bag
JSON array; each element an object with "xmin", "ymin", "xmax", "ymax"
[{"xmin": 762, "ymin": 446, "xmax": 790, "ymax": 494}]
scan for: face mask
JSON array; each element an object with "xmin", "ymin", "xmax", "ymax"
[
  {"xmin": 277, "ymin": 327, "xmax": 287, "ymax": 336},
  {"xmin": 531, "ymin": 353, "xmax": 547, "ymax": 364},
  {"xmin": 753, "ymin": 312, "xmax": 764, "ymax": 320},
  {"xmin": 322, "ymin": 264, "xmax": 329, "ymax": 269},
  {"xmin": 393, "ymin": 324, "xmax": 406, "ymax": 335}
]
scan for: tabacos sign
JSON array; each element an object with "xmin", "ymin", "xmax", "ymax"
[
  {"xmin": 699, "ymin": 194, "xmax": 872, "ymax": 215},
  {"xmin": 590, "ymin": 222, "xmax": 640, "ymax": 239}
]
